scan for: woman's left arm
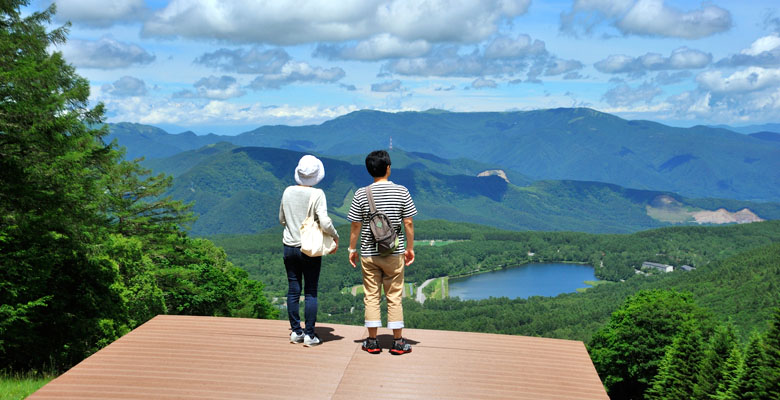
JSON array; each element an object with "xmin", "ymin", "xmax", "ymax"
[{"xmin": 315, "ymin": 191, "xmax": 338, "ymax": 238}]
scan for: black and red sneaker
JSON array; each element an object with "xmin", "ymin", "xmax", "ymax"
[
  {"xmin": 361, "ymin": 337, "xmax": 382, "ymax": 354},
  {"xmin": 390, "ymin": 338, "xmax": 412, "ymax": 355}
]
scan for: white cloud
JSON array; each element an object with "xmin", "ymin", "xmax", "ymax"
[
  {"xmin": 175, "ymin": 75, "xmax": 246, "ymax": 100},
  {"xmin": 381, "ymin": 35, "xmax": 581, "ymax": 81},
  {"xmin": 697, "ymin": 67, "xmax": 780, "ymax": 93},
  {"xmin": 314, "ymin": 34, "xmax": 431, "ymax": 60},
  {"xmin": 195, "ymin": 47, "xmax": 344, "ymax": 89},
  {"xmin": 101, "ymin": 76, "xmax": 147, "ymax": 97},
  {"xmin": 594, "ymin": 55, "xmax": 637, "ymax": 74},
  {"xmin": 595, "ymin": 47, "xmax": 711, "ymax": 75},
  {"xmin": 54, "ymin": 0, "xmax": 147, "ymax": 27},
  {"xmin": 544, "ymin": 58, "xmax": 584, "ymax": 76},
  {"xmin": 602, "ymin": 82, "xmax": 662, "ymax": 106},
  {"xmin": 484, "ymin": 34, "xmax": 546, "ymax": 59},
  {"xmin": 663, "ymin": 66, "xmax": 780, "ymax": 123},
  {"xmin": 667, "ymin": 86, "xmax": 780, "ymax": 123},
  {"xmin": 248, "ymin": 61, "xmax": 345, "ymax": 90},
  {"xmin": 742, "ymin": 35, "xmax": 780, "ymax": 56},
  {"xmin": 61, "ymin": 37, "xmax": 155, "ymax": 69},
  {"xmin": 101, "ymin": 96, "xmax": 360, "ymax": 126},
  {"xmin": 195, "ymin": 48, "xmax": 291, "ymax": 74},
  {"xmin": 716, "ymin": 34, "xmax": 780, "ymax": 67},
  {"xmin": 371, "ymin": 79, "xmax": 403, "ymax": 92},
  {"xmin": 562, "ymin": 0, "xmax": 731, "ymax": 39},
  {"xmin": 143, "ymin": 0, "xmax": 530, "ymax": 44},
  {"xmin": 471, "ymin": 78, "xmax": 497, "ymax": 89}
]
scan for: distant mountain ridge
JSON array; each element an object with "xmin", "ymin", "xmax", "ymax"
[
  {"xmin": 142, "ymin": 145, "xmax": 780, "ymax": 236},
  {"xmin": 108, "ymin": 108, "xmax": 780, "ymax": 202}
]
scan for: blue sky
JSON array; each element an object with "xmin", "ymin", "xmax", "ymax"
[{"xmin": 29, "ymin": 0, "xmax": 780, "ymax": 134}]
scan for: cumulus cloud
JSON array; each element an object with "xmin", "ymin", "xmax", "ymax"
[
  {"xmin": 61, "ymin": 37, "xmax": 155, "ymax": 69},
  {"xmin": 371, "ymin": 80, "xmax": 402, "ymax": 92},
  {"xmin": 697, "ymin": 67, "xmax": 780, "ymax": 93},
  {"xmin": 54, "ymin": 0, "xmax": 147, "ymax": 27},
  {"xmin": 668, "ymin": 85, "xmax": 780, "ymax": 123},
  {"xmin": 175, "ymin": 76, "xmax": 246, "ymax": 100},
  {"xmin": 143, "ymin": 0, "xmax": 530, "ymax": 45},
  {"xmin": 561, "ymin": 0, "xmax": 731, "ymax": 39},
  {"xmin": 484, "ymin": 34, "xmax": 546, "ymax": 59},
  {"xmin": 314, "ymin": 34, "xmax": 431, "ymax": 60},
  {"xmin": 662, "ymin": 64, "xmax": 780, "ymax": 123},
  {"xmin": 594, "ymin": 47, "xmax": 711, "ymax": 76},
  {"xmin": 544, "ymin": 58, "xmax": 584, "ymax": 76},
  {"xmin": 716, "ymin": 34, "xmax": 780, "ymax": 67},
  {"xmin": 471, "ymin": 78, "xmax": 497, "ymax": 89},
  {"xmin": 195, "ymin": 48, "xmax": 291, "ymax": 74},
  {"xmin": 195, "ymin": 47, "xmax": 344, "ymax": 89},
  {"xmin": 101, "ymin": 97, "xmax": 360, "ymax": 126},
  {"xmin": 102, "ymin": 76, "xmax": 147, "ymax": 97},
  {"xmin": 380, "ymin": 35, "xmax": 582, "ymax": 81},
  {"xmin": 248, "ymin": 61, "xmax": 345, "ymax": 90},
  {"xmin": 602, "ymin": 82, "xmax": 662, "ymax": 106},
  {"xmin": 340, "ymin": 83, "xmax": 357, "ymax": 91},
  {"xmin": 653, "ymin": 71, "xmax": 692, "ymax": 85}
]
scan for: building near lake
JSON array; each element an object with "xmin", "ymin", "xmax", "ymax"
[
  {"xmin": 680, "ymin": 265, "xmax": 695, "ymax": 271},
  {"xmin": 642, "ymin": 262, "xmax": 674, "ymax": 273}
]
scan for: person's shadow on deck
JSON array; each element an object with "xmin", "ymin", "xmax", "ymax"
[
  {"xmin": 314, "ymin": 326, "xmax": 344, "ymax": 343},
  {"xmin": 352, "ymin": 335, "xmax": 420, "ymax": 348}
]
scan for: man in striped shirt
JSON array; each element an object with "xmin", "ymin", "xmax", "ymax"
[{"xmin": 347, "ymin": 150, "xmax": 417, "ymax": 355}]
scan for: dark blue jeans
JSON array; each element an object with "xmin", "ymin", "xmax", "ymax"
[{"xmin": 283, "ymin": 245, "xmax": 321, "ymax": 336}]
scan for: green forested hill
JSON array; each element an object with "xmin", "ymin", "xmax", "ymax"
[
  {"xmin": 212, "ymin": 220, "xmax": 780, "ymax": 343},
  {"xmin": 145, "ymin": 145, "xmax": 779, "ymax": 236},
  {"xmin": 109, "ymin": 108, "xmax": 780, "ymax": 201}
]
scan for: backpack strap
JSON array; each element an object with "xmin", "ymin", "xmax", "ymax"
[
  {"xmin": 365, "ymin": 185, "xmax": 400, "ymax": 233},
  {"xmin": 365, "ymin": 185, "xmax": 377, "ymax": 215}
]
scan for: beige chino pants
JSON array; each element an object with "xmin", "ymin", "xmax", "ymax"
[{"xmin": 361, "ymin": 254, "xmax": 404, "ymax": 329}]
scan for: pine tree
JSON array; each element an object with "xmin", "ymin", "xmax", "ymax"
[
  {"xmin": 732, "ymin": 332, "xmax": 769, "ymax": 400},
  {"xmin": 0, "ymin": 1, "xmax": 128, "ymax": 369},
  {"xmin": 589, "ymin": 289, "xmax": 711, "ymax": 400},
  {"xmin": 695, "ymin": 324, "xmax": 740, "ymax": 399},
  {"xmin": 647, "ymin": 319, "xmax": 705, "ymax": 400},
  {"xmin": 714, "ymin": 345, "xmax": 744, "ymax": 400},
  {"xmin": 763, "ymin": 308, "xmax": 780, "ymax": 399}
]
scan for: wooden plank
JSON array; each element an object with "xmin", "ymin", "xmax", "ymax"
[{"xmin": 30, "ymin": 315, "xmax": 608, "ymax": 399}]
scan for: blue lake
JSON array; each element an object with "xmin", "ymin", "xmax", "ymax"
[{"xmin": 448, "ymin": 263, "xmax": 596, "ymax": 300}]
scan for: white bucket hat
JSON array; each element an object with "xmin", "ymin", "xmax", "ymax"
[{"xmin": 295, "ymin": 155, "xmax": 325, "ymax": 186}]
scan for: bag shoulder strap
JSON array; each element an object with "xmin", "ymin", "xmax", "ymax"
[
  {"xmin": 365, "ymin": 185, "xmax": 377, "ymax": 214},
  {"xmin": 306, "ymin": 190, "xmax": 318, "ymax": 219}
]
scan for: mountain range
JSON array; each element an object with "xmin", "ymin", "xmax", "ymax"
[
  {"xmin": 109, "ymin": 108, "xmax": 780, "ymax": 202},
  {"xmin": 140, "ymin": 144, "xmax": 779, "ymax": 236}
]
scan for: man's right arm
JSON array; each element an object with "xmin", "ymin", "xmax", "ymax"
[{"xmin": 348, "ymin": 221, "xmax": 361, "ymax": 268}]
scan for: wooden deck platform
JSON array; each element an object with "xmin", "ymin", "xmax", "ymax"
[{"xmin": 30, "ymin": 315, "xmax": 608, "ymax": 399}]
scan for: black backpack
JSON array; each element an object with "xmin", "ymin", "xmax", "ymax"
[{"xmin": 366, "ymin": 186, "xmax": 400, "ymax": 256}]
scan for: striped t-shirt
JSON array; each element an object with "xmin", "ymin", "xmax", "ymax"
[{"xmin": 347, "ymin": 181, "xmax": 417, "ymax": 256}]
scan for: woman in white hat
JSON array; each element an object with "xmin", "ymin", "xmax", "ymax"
[{"xmin": 278, "ymin": 155, "xmax": 339, "ymax": 347}]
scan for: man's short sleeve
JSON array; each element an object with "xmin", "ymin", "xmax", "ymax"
[
  {"xmin": 347, "ymin": 188, "xmax": 364, "ymax": 222},
  {"xmin": 400, "ymin": 187, "xmax": 417, "ymax": 219}
]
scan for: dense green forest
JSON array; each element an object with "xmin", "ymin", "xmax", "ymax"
[
  {"xmin": 0, "ymin": 2, "xmax": 275, "ymax": 371},
  {"xmin": 140, "ymin": 143, "xmax": 780, "ymax": 236}
]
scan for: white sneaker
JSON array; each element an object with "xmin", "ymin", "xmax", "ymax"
[
  {"xmin": 303, "ymin": 334, "xmax": 321, "ymax": 347},
  {"xmin": 290, "ymin": 331, "xmax": 304, "ymax": 344}
]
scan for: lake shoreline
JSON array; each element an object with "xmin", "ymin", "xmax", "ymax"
[{"xmin": 447, "ymin": 262, "xmax": 599, "ymax": 301}]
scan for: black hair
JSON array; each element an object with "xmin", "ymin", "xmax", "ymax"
[{"xmin": 365, "ymin": 150, "xmax": 391, "ymax": 177}]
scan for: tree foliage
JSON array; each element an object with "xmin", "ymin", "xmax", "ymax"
[
  {"xmin": 588, "ymin": 290, "xmax": 712, "ymax": 400},
  {"xmin": 0, "ymin": 1, "xmax": 276, "ymax": 371}
]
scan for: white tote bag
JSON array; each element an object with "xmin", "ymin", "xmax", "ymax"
[{"xmin": 300, "ymin": 191, "xmax": 336, "ymax": 257}]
